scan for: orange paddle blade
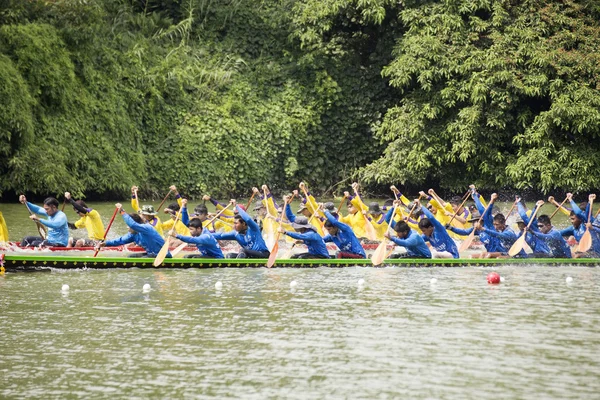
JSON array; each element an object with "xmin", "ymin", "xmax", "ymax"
[
  {"xmin": 577, "ymin": 229, "xmax": 592, "ymax": 253},
  {"xmin": 266, "ymin": 241, "xmax": 279, "ymax": 268},
  {"xmin": 371, "ymin": 240, "xmax": 388, "ymax": 266}
]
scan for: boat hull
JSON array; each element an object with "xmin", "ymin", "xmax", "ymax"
[{"xmin": 1, "ymin": 254, "xmax": 598, "ymax": 271}]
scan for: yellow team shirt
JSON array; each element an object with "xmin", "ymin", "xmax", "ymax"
[
  {"xmin": 162, "ymin": 218, "xmax": 191, "ymax": 236},
  {"xmin": 353, "ymin": 195, "xmax": 388, "ymax": 241},
  {"xmin": 301, "ymin": 191, "xmax": 325, "ymax": 235},
  {"xmin": 0, "ymin": 211, "xmax": 9, "ymax": 243},
  {"xmin": 74, "ymin": 209, "xmax": 105, "ymax": 240},
  {"xmin": 340, "ymin": 198, "xmax": 368, "ymax": 239}
]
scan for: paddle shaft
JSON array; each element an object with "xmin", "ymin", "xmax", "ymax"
[
  {"xmin": 205, "ymin": 202, "xmax": 234, "ymax": 227},
  {"xmin": 266, "ymin": 194, "xmax": 294, "ymax": 268},
  {"xmin": 245, "ymin": 192, "xmax": 257, "ymax": 212},
  {"xmin": 549, "ymin": 196, "xmax": 569, "ymax": 219},
  {"xmin": 153, "ymin": 210, "xmax": 182, "ymax": 267},
  {"xmin": 352, "ymin": 187, "xmax": 377, "ymax": 240},
  {"xmin": 156, "ymin": 190, "xmax": 173, "ymax": 214},
  {"xmin": 93, "ymin": 206, "xmax": 119, "ymax": 257},
  {"xmin": 371, "ymin": 204, "xmax": 399, "ymax": 266},
  {"xmin": 24, "ymin": 202, "xmax": 47, "ymax": 239},
  {"xmin": 446, "ymin": 193, "xmax": 471, "ymax": 226}
]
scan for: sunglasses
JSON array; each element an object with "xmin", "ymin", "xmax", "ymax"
[{"xmin": 537, "ymin": 224, "xmax": 546, "ymax": 228}]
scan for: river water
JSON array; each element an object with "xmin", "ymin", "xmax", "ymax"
[
  {"xmin": 2, "ymin": 201, "xmax": 599, "ymax": 398},
  {"xmin": 1, "ymin": 266, "xmax": 599, "ymax": 398}
]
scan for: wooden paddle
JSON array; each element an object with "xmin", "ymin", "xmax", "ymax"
[
  {"xmin": 549, "ymin": 196, "xmax": 569, "ymax": 219},
  {"xmin": 266, "ymin": 194, "xmax": 295, "ymax": 268},
  {"xmin": 170, "ymin": 242, "xmax": 188, "ymax": 257},
  {"xmin": 446, "ymin": 192, "xmax": 471, "ymax": 227},
  {"xmin": 154, "ymin": 210, "xmax": 181, "ymax": 267},
  {"xmin": 576, "ymin": 195, "xmax": 594, "ymax": 253},
  {"xmin": 371, "ymin": 203, "xmax": 399, "ymax": 266},
  {"xmin": 156, "ymin": 189, "xmax": 173, "ymax": 214},
  {"xmin": 508, "ymin": 203, "xmax": 542, "ymax": 257},
  {"xmin": 93, "ymin": 206, "xmax": 119, "ymax": 257},
  {"xmin": 352, "ymin": 185, "xmax": 378, "ymax": 241},
  {"xmin": 245, "ymin": 191, "xmax": 257, "ymax": 212},
  {"xmin": 336, "ymin": 195, "xmax": 347, "ymax": 214},
  {"xmin": 24, "ymin": 201, "xmax": 47, "ymax": 239},
  {"xmin": 458, "ymin": 195, "xmax": 496, "ymax": 253}
]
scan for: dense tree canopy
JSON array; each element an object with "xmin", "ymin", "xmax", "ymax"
[{"xmin": 0, "ymin": 0, "xmax": 598, "ymax": 199}]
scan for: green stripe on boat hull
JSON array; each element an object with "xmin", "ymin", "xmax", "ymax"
[{"xmin": 2, "ymin": 254, "xmax": 599, "ymax": 271}]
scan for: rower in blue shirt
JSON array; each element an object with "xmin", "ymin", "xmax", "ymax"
[
  {"xmin": 171, "ymin": 218, "xmax": 224, "ymax": 258},
  {"xmin": 446, "ymin": 192, "xmax": 503, "ymax": 256},
  {"xmin": 419, "ymin": 202, "xmax": 459, "ymax": 258},
  {"xmin": 97, "ymin": 203, "xmax": 170, "ymax": 258},
  {"xmin": 517, "ymin": 199, "xmax": 550, "ymax": 257},
  {"xmin": 561, "ymin": 194, "xmax": 600, "ymax": 258},
  {"xmin": 19, "ymin": 195, "xmax": 69, "ymax": 247},
  {"xmin": 322, "ymin": 209, "xmax": 366, "ymax": 259},
  {"xmin": 278, "ymin": 216, "xmax": 330, "ymax": 259},
  {"xmin": 479, "ymin": 212, "xmax": 526, "ymax": 257},
  {"xmin": 212, "ymin": 200, "xmax": 270, "ymax": 258},
  {"xmin": 528, "ymin": 214, "xmax": 572, "ymax": 258},
  {"xmin": 386, "ymin": 220, "xmax": 431, "ymax": 259}
]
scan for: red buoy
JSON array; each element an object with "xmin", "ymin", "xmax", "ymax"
[{"xmin": 487, "ymin": 272, "xmax": 501, "ymax": 284}]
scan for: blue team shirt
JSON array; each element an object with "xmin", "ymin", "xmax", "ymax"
[
  {"xmin": 212, "ymin": 205, "xmax": 269, "ymax": 252},
  {"xmin": 27, "ymin": 202, "xmax": 69, "ymax": 246},
  {"xmin": 105, "ymin": 213, "xmax": 169, "ymax": 257}
]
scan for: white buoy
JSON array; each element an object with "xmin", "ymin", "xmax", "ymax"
[
  {"xmin": 500, "ymin": 277, "xmax": 505, "ymax": 283},
  {"xmin": 215, "ymin": 281, "xmax": 223, "ymax": 290},
  {"xmin": 430, "ymin": 278, "xmax": 437, "ymax": 284},
  {"xmin": 61, "ymin": 284, "xmax": 70, "ymax": 292},
  {"xmin": 290, "ymin": 280, "xmax": 298, "ymax": 289},
  {"xmin": 357, "ymin": 279, "xmax": 365, "ymax": 286},
  {"xmin": 566, "ymin": 276, "xmax": 573, "ymax": 283},
  {"xmin": 142, "ymin": 283, "xmax": 151, "ymax": 292}
]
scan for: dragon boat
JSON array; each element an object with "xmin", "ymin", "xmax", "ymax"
[{"xmin": 1, "ymin": 253, "xmax": 598, "ymax": 272}]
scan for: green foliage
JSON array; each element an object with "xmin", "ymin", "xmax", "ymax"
[
  {"xmin": 361, "ymin": 0, "xmax": 600, "ymax": 192},
  {"xmin": 2, "ymin": 0, "xmax": 598, "ymax": 200}
]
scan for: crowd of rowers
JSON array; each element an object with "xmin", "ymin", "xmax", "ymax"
[{"xmin": 9, "ymin": 182, "xmax": 600, "ymax": 260}]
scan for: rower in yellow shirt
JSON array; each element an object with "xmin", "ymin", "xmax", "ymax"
[
  {"xmin": 339, "ymin": 190, "xmax": 368, "ymax": 239},
  {"xmin": 162, "ymin": 202, "xmax": 191, "ymax": 236},
  {"xmin": 0, "ymin": 211, "xmax": 9, "ymax": 244},
  {"xmin": 64, "ymin": 192, "xmax": 105, "ymax": 247}
]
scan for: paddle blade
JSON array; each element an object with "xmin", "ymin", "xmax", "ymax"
[
  {"xmin": 171, "ymin": 242, "xmax": 188, "ymax": 257},
  {"xmin": 458, "ymin": 231, "xmax": 475, "ymax": 252},
  {"xmin": 577, "ymin": 229, "xmax": 592, "ymax": 253},
  {"xmin": 508, "ymin": 235, "xmax": 525, "ymax": 257},
  {"xmin": 522, "ymin": 241, "xmax": 534, "ymax": 254},
  {"xmin": 364, "ymin": 219, "xmax": 378, "ymax": 241},
  {"xmin": 266, "ymin": 241, "xmax": 279, "ymax": 268},
  {"xmin": 371, "ymin": 240, "xmax": 388, "ymax": 266},
  {"xmin": 153, "ymin": 238, "xmax": 171, "ymax": 267}
]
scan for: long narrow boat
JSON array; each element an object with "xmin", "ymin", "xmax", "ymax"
[{"xmin": 1, "ymin": 253, "xmax": 598, "ymax": 272}]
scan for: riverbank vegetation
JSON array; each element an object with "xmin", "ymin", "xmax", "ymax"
[{"xmin": 1, "ymin": 0, "xmax": 599, "ymax": 199}]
